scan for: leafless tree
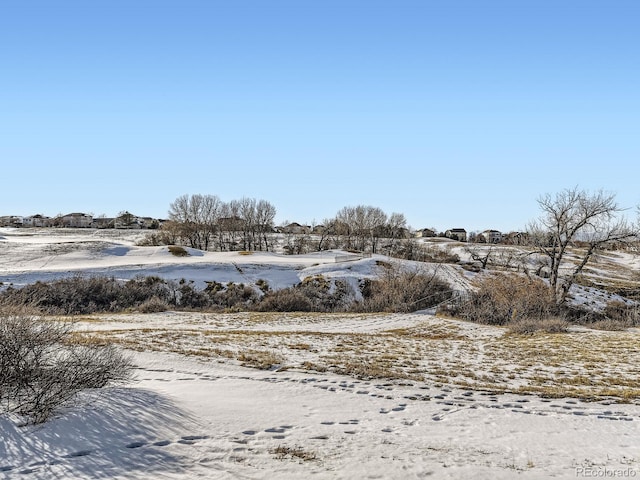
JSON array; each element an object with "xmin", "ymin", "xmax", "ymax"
[
  {"xmin": 168, "ymin": 194, "xmax": 274, "ymax": 252},
  {"xmin": 464, "ymin": 245, "xmax": 495, "ymax": 269},
  {"xmin": 527, "ymin": 187, "xmax": 638, "ymax": 305},
  {"xmin": 255, "ymin": 200, "xmax": 276, "ymax": 251},
  {"xmin": 0, "ymin": 308, "xmax": 132, "ymax": 424}
]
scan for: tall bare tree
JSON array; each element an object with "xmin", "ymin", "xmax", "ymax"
[
  {"xmin": 168, "ymin": 194, "xmax": 222, "ymax": 250},
  {"xmin": 255, "ymin": 199, "xmax": 276, "ymax": 251},
  {"xmin": 527, "ymin": 187, "xmax": 638, "ymax": 305}
]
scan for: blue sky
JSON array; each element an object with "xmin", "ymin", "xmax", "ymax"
[{"xmin": 2, "ymin": 0, "xmax": 638, "ymax": 232}]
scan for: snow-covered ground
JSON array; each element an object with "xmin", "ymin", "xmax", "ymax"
[{"xmin": 2, "ymin": 229, "xmax": 640, "ymax": 479}]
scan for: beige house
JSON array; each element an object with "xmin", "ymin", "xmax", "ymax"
[
  {"xmin": 0, "ymin": 216, "xmax": 23, "ymax": 227},
  {"xmin": 480, "ymin": 229, "xmax": 502, "ymax": 244},
  {"xmin": 279, "ymin": 222, "xmax": 310, "ymax": 234},
  {"xmin": 415, "ymin": 228, "xmax": 437, "ymax": 238},
  {"xmin": 22, "ymin": 214, "xmax": 52, "ymax": 227},
  {"xmin": 61, "ymin": 213, "xmax": 93, "ymax": 228},
  {"xmin": 445, "ymin": 228, "xmax": 467, "ymax": 242}
]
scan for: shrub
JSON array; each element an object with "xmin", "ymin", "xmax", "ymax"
[
  {"xmin": 0, "ymin": 308, "xmax": 132, "ymax": 424},
  {"xmin": 602, "ymin": 300, "xmax": 640, "ymax": 326},
  {"xmin": 175, "ymin": 279, "xmax": 212, "ymax": 309},
  {"xmin": 254, "ymin": 276, "xmax": 354, "ymax": 313},
  {"xmin": 355, "ymin": 264, "xmax": 452, "ymax": 313},
  {"xmin": 0, "ymin": 275, "xmax": 175, "ymax": 315},
  {"xmin": 395, "ymin": 240, "xmax": 460, "ymax": 264},
  {"xmin": 136, "ymin": 230, "xmax": 177, "ymax": 246},
  {"xmin": 452, "ymin": 273, "xmax": 555, "ymax": 325},
  {"xmin": 255, "ymin": 279, "xmax": 270, "ymax": 294},
  {"xmin": 168, "ymin": 245, "xmax": 189, "ymax": 257},
  {"xmin": 138, "ymin": 296, "xmax": 170, "ymax": 313},
  {"xmin": 589, "ymin": 319, "xmax": 630, "ymax": 331},
  {"xmin": 255, "ymin": 289, "xmax": 314, "ymax": 312},
  {"xmin": 209, "ymin": 282, "xmax": 259, "ymax": 309},
  {"xmin": 508, "ymin": 317, "xmax": 569, "ymax": 335}
]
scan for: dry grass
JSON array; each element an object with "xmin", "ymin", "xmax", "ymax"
[
  {"xmin": 270, "ymin": 445, "xmax": 318, "ymax": 462},
  {"xmin": 71, "ymin": 312, "xmax": 640, "ymax": 402},
  {"xmin": 237, "ymin": 349, "xmax": 286, "ymax": 370}
]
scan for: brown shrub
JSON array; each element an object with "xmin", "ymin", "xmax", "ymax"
[
  {"xmin": 138, "ymin": 296, "xmax": 170, "ymax": 313},
  {"xmin": 602, "ymin": 300, "xmax": 640, "ymax": 325},
  {"xmin": 255, "ymin": 289, "xmax": 314, "ymax": 312},
  {"xmin": 0, "ymin": 308, "xmax": 132, "ymax": 424},
  {"xmin": 508, "ymin": 317, "xmax": 569, "ymax": 335},
  {"xmin": 355, "ymin": 264, "xmax": 452, "ymax": 313},
  {"xmin": 454, "ymin": 273, "xmax": 555, "ymax": 325}
]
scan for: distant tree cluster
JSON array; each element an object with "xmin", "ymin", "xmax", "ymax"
[
  {"xmin": 152, "ymin": 194, "xmax": 277, "ymax": 252},
  {"xmin": 319, "ymin": 206, "xmax": 409, "ymax": 254},
  {"xmin": 153, "ymin": 195, "xmax": 412, "ymax": 255}
]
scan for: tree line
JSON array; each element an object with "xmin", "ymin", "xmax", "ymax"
[{"xmin": 151, "ymin": 194, "xmax": 411, "ymax": 254}]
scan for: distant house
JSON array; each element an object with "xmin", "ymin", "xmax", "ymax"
[
  {"xmin": 445, "ymin": 228, "xmax": 467, "ymax": 242},
  {"xmin": 480, "ymin": 229, "xmax": 502, "ymax": 244},
  {"xmin": 503, "ymin": 231, "xmax": 529, "ymax": 245},
  {"xmin": 0, "ymin": 215, "xmax": 23, "ymax": 227},
  {"xmin": 93, "ymin": 217, "xmax": 115, "ymax": 229},
  {"xmin": 61, "ymin": 212, "xmax": 93, "ymax": 228},
  {"xmin": 136, "ymin": 217, "xmax": 157, "ymax": 229},
  {"xmin": 415, "ymin": 228, "xmax": 437, "ymax": 238},
  {"xmin": 23, "ymin": 214, "xmax": 51, "ymax": 228},
  {"xmin": 279, "ymin": 222, "xmax": 310, "ymax": 234}
]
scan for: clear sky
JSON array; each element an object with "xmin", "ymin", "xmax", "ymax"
[{"xmin": 2, "ymin": 0, "xmax": 639, "ymax": 232}]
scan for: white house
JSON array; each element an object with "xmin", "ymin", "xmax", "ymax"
[
  {"xmin": 445, "ymin": 228, "xmax": 467, "ymax": 242},
  {"xmin": 480, "ymin": 229, "xmax": 502, "ymax": 244},
  {"xmin": 415, "ymin": 228, "xmax": 437, "ymax": 238},
  {"xmin": 22, "ymin": 214, "xmax": 51, "ymax": 228},
  {"xmin": 61, "ymin": 213, "xmax": 93, "ymax": 228}
]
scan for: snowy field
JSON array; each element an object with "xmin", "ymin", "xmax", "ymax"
[{"xmin": 1, "ymin": 228, "xmax": 640, "ymax": 479}]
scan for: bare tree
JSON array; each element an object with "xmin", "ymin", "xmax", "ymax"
[
  {"xmin": 255, "ymin": 200, "xmax": 276, "ymax": 251},
  {"xmin": 464, "ymin": 244, "xmax": 495, "ymax": 269},
  {"xmin": 0, "ymin": 308, "xmax": 132, "ymax": 424},
  {"xmin": 168, "ymin": 194, "xmax": 222, "ymax": 250},
  {"xmin": 527, "ymin": 187, "xmax": 638, "ymax": 305}
]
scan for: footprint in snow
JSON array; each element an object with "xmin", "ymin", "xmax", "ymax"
[
  {"xmin": 125, "ymin": 441, "xmax": 147, "ymax": 449},
  {"xmin": 178, "ymin": 435, "xmax": 209, "ymax": 445},
  {"xmin": 62, "ymin": 450, "xmax": 93, "ymax": 458}
]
